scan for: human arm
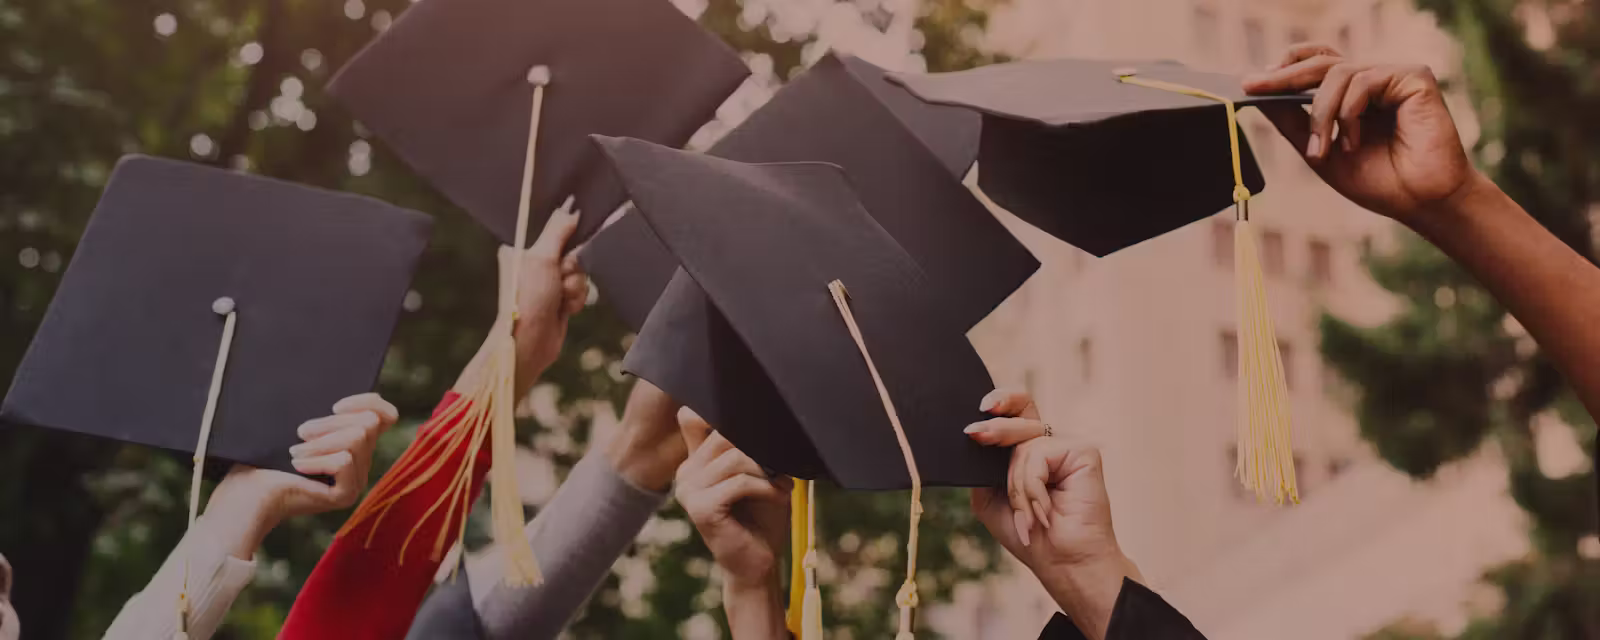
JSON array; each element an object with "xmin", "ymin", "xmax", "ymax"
[
  {"xmin": 676, "ymin": 409, "xmax": 792, "ymax": 640},
  {"xmin": 1243, "ymin": 45, "xmax": 1600, "ymax": 420},
  {"xmin": 103, "ymin": 393, "xmax": 397, "ymax": 640},
  {"xmin": 968, "ymin": 390, "xmax": 1158, "ymax": 640},
  {"xmin": 457, "ymin": 380, "xmax": 685, "ymax": 639}
]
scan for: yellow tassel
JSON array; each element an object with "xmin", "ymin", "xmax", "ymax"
[
  {"xmin": 1234, "ymin": 217, "xmax": 1298, "ymax": 504},
  {"xmin": 786, "ymin": 479, "xmax": 811, "ymax": 636},
  {"xmin": 799, "ymin": 480, "xmax": 823, "ymax": 639},
  {"xmin": 1116, "ymin": 69, "xmax": 1298, "ymax": 505}
]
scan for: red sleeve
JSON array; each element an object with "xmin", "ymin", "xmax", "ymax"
[{"xmin": 279, "ymin": 392, "xmax": 492, "ymax": 640}]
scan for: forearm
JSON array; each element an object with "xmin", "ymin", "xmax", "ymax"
[
  {"xmin": 1033, "ymin": 551, "xmax": 1143, "ymax": 640},
  {"xmin": 1411, "ymin": 173, "xmax": 1600, "ymax": 417},
  {"xmin": 473, "ymin": 451, "xmax": 669, "ymax": 639},
  {"xmin": 103, "ymin": 516, "xmax": 258, "ymax": 640},
  {"xmin": 722, "ymin": 574, "xmax": 788, "ymax": 640}
]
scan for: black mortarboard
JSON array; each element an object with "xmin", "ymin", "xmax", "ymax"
[
  {"xmin": 0, "ymin": 156, "xmax": 432, "ymax": 473},
  {"xmin": 577, "ymin": 207, "xmax": 678, "ymax": 332},
  {"xmin": 328, "ymin": 0, "xmax": 749, "ymax": 245},
  {"xmin": 577, "ymin": 53, "xmax": 997, "ymax": 333},
  {"xmin": 888, "ymin": 59, "xmax": 1312, "ymax": 256},
  {"xmin": 596, "ymin": 136, "xmax": 1007, "ymax": 489}
]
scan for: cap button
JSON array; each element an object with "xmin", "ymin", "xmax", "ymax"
[
  {"xmin": 211, "ymin": 296, "xmax": 236, "ymax": 315},
  {"xmin": 1112, "ymin": 66, "xmax": 1139, "ymax": 77},
  {"xmin": 527, "ymin": 65, "xmax": 551, "ymax": 86}
]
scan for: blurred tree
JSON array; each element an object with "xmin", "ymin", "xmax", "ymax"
[
  {"xmin": 1331, "ymin": 1, "xmax": 1600, "ymax": 638},
  {"xmin": 0, "ymin": 0, "xmax": 1009, "ymax": 638}
]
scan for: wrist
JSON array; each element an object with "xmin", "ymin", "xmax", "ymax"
[
  {"xmin": 722, "ymin": 569, "xmax": 786, "ymax": 639},
  {"xmin": 1407, "ymin": 170, "xmax": 1505, "ymax": 243},
  {"xmin": 200, "ymin": 484, "xmax": 280, "ymax": 560},
  {"xmin": 1034, "ymin": 549, "xmax": 1140, "ymax": 640}
]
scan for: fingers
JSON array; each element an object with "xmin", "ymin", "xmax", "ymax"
[
  {"xmin": 702, "ymin": 446, "xmax": 768, "ymax": 485},
  {"xmin": 560, "ymin": 270, "xmax": 588, "ymax": 316},
  {"xmin": 332, "ymin": 392, "xmax": 398, "ymax": 425},
  {"xmin": 291, "ymin": 450, "xmax": 353, "ymax": 477},
  {"xmin": 1338, "ymin": 66, "xmax": 1393, "ymax": 152},
  {"xmin": 1274, "ymin": 42, "xmax": 1344, "ymax": 70},
  {"xmin": 1241, "ymin": 53, "xmax": 1341, "ymax": 95},
  {"xmin": 977, "ymin": 388, "xmax": 1037, "ymax": 418},
  {"xmin": 700, "ymin": 474, "xmax": 788, "ymax": 512},
  {"xmin": 1007, "ymin": 447, "xmax": 1034, "ymax": 546},
  {"xmin": 296, "ymin": 411, "xmax": 381, "ymax": 441},
  {"xmin": 1306, "ymin": 62, "xmax": 1362, "ymax": 162},
  {"xmin": 528, "ymin": 196, "xmax": 581, "ymax": 260},
  {"xmin": 678, "ymin": 407, "xmax": 714, "ymax": 453},
  {"xmin": 1021, "ymin": 445, "xmax": 1053, "ymax": 529},
  {"xmin": 965, "ymin": 416, "xmax": 1048, "ymax": 446}
]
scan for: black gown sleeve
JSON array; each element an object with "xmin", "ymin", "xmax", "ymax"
[{"xmin": 1036, "ymin": 578, "xmax": 1206, "ymax": 640}]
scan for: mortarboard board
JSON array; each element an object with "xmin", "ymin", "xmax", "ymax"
[
  {"xmin": 596, "ymin": 135, "xmax": 1008, "ymax": 490},
  {"xmin": 578, "ymin": 53, "xmax": 991, "ymax": 333},
  {"xmin": 891, "ymin": 58, "xmax": 1311, "ymax": 504},
  {"xmin": 577, "ymin": 207, "xmax": 678, "ymax": 332},
  {"xmin": 1, "ymin": 155, "xmax": 432, "ymax": 474},
  {"xmin": 328, "ymin": 0, "xmax": 750, "ymax": 245},
  {"xmin": 595, "ymin": 136, "xmax": 995, "ymax": 640},
  {"xmin": 887, "ymin": 58, "xmax": 1312, "ymax": 256},
  {"xmin": 612, "ymin": 55, "xmax": 1036, "ymax": 480}
]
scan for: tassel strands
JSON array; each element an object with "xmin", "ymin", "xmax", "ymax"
[
  {"xmin": 786, "ymin": 479, "xmax": 812, "ymax": 636},
  {"xmin": 1115, "ymin": 68, "xmax": 1298, "ymax": 505},
  {"xmin": 175, "ymin": 297, "xmax": 239, "ymax": 640},
  {"xmin": 799, "ymin": 480, "xmax": 823, "ymax": 640},
  {"xmin": 827, "ymin": 280, "xmax": 924, "ymax": 639},
  {"xmin": 333, "ymin": 65, "xmax": 557, "ymax": 586}
]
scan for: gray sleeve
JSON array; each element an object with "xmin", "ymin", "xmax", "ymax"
[{"xmin": 473, "ymin": 450, "xmax": 669, "ymax": 639}]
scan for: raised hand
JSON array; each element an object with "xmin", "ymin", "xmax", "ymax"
[{"xmin": 1243, "ymin": 43, "xmax": 1483, "ymax": 226}]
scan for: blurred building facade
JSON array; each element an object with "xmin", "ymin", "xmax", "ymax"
[{"xmin": 942, "ymin": 1, "xmax": 1533, "ymax": 638}]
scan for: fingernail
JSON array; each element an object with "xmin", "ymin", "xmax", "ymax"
[
  {"xmin": 979, "ymin": 393, "xmax": 998, "ymax": 412},
  {"xmin": 1341, "ymin": 133, "xmax": 1355, "ymax": 152},
  {"xmin": 1033, "ymin": 501, "xmax": 1050, "ymax": 528},
  {"xmin": 1307, "ymin": 133, "xmax": 1323, "ymax": 158},
  {"xmin": 964, "ymin": 423, "xmax": 986, "ymax": 434},
  {"xmin": 288, "ymin": 444, "xmax": 305, "ymax": 457},
  {"xmin": 1014, "ymin": 511, "xmax": 1032, "ymax": 547}
]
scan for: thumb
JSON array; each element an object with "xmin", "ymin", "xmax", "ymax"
[{"xmin": 678, "ymin": 406, "xmax": 713, "ymax": 453}]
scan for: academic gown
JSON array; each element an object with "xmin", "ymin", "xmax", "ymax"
[{"xmin": 1036, "ymin": 579, "xmax": 1206, "ymax": 640}]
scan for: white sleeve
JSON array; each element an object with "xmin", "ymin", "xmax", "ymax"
[{"xmin": 102, "ymin": 527, "xmax": 256, "ymax": 640}]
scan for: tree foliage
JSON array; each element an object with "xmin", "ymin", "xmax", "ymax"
[
  {"xmin": 0, "ymin": 0, "xmax": 1008, "ymax": 637},
  {"xmin": 1334, "ymin": 1, "xmax": 1599, "ymax": 638}
]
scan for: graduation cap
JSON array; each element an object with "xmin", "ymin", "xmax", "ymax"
[
  {"xmin": 613, "ymin": 53, "xmax": 1034, "ymax": 481},
  {"xmin": 326, "ymin": 0, "xmax": 748, "ymax": 587},
  {"xmin": 888, "ymin": 58, "xmax": 1311, "ymax": 256},
  {"xmin": 1, "ymin": 155, "xmax": 430, "ymax": 473},
  {"xmin": 328, "ymin": 0, "xmax": 750, "ymax": 246},
  {"xmin": 598, "ymin": 135, "xmax": 997, "ymax": 637},
  {"xmin": 578, "ymin": 53, "xmax": 989, "ymax": 333},
  {"xmin": 890, "ymin": 58, "xmax": 1311, "ymax": 504},
  {"xmin": 0, "ymin": 155, "xmax": 432, "ymax": 632}
]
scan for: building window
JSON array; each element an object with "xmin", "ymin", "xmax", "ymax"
[
  {"xmin": 1212, "ymin": 219, "xmax": 1234, "ymax": 268},
  {"xmin": 1221, "ymin": 330, "xmax": 1239, "ymax": 378},
  {"xmin": 1277, "ymin": 340, "xmax": 1294, "ymax": 390},
  {"xmin": 1078, "ymin": 337, "xmax": 1093, "ymax": 383},
  {"xmin": 1337, "ymin": 24, "xmax": 1352, "ymax": 52},
  {"xmin": 1288, "ymin": 26, "xmax": 1310, "ymax": 46},
  {"xmin": 1309, "ymin": 238, "xmax": 1333, "ymax": 285},
  {"xmin": 1262, "ymin": 229, "xmax": 1286, "ymax": 275},
  {"xmin": 1193, "ymin": 3, "xmax": 1219, "ymax": 54},
  {"xmin": 1244, "ymin": 18, "xmax": 1267, "ymax": 66}
]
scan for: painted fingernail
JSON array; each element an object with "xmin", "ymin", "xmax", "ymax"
[
  {"xmin": 1014, "ymin": 510, "xmax": 1032, "ymax": 547},
  {"xmin": 1306, "ymin": 133, "xmax": 1323, "ymax": 158},
  {"xmin": 964, "ymin": 423, "xmax": 986, "ymax": 434},
  {"xmin": 979, "ymin": 393, "xmax": 998, "ymax": 412},
  {"xmin": 1033, "ymin": 501, "xmax": 1050, "ymax": 528},
  {"xmin": 1341, "ymin": 133, "xmax": 1355, "ymax": 152},
  {"xmin": 289, "ymin": 444, "xmax": 305, "ymax": 457}
]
